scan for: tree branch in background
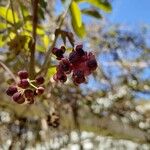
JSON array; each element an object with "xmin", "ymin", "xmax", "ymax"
[
  {"xmin": 38, "ymin": 7, "xmax": 70, "ymax": 75},
  {"xmin": 29, "ymin": 0, "xmax": 39, "ymax": 79},
  {"xmin": 0, "ymin": 60, "xmax": 17, "ymax": 82}
]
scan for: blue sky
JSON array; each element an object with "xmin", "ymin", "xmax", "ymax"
[
  {"xmin": 56, "ymin": 0, "xmax": 150, "ymax": 25},
  {"xmin": 108, "ymin": 0, "xmax": 150, "ymax": 25}
]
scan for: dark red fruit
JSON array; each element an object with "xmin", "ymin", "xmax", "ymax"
[
  {"xmin": 58, "ymin": 58, "xmax": 71, "ymax": 74},
  {"xmin": 36, "ymin": 87, "xmax": 44, "ymax": 95},
  {"xmin": 18, "ymin": 79, "xmax": 29, "ymax": 88},
  {"xmin": 18, "ymin": 70, "xmax": 28, "ymax": 79},
  {"xmin": 35, "ymin": 76, "xmax": 45, "ymax": 85},
  {"xmin": 24, "ymin": 89, "xmax": 34, "ymax": 99},
  {"xmin": 6, "ymin": 86, "xmax": 17, "ymax": 96}
]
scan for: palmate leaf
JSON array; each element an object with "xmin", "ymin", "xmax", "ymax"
[{"xmin": 0, "ymin": 6, "xmax": 19, "ymax": 24}]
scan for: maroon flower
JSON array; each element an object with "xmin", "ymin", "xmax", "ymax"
[
  {"xmin": 72, "ymin": 70, "xmax": 86, "ymax": 85},
  {"xmin": 12, "ymin": 92, "xmax": 25, "ymax": 104},
  {"xmin": 58, "ymin": 58, "xmax": 71, "ymax": 74},
  {"xmin": 18, "ymin": 70, "xmax": 28, "ymax": 79},
  {"xmin": 6, "ymin": 86, "xmax": 17, "ymax": 96},
  {"xmin": 35, "ymin": 76, "xmax": 45, "ymax": 85},
  {"xmin": 36, "ymin": 87, "xmax": 44, "ymax": 95},
  {"xmin": 53, "ymin": 71, "xmax": 67, "ymax": 83},
  {"xmin": 18, "ymin": 79, "xmax": 29, "ymax": 89},
  {"xmin": 24, "ymin": 89, "xmax": 34, "ymax": 99},
  {"xmin": 52, "ymin": 47, "xmax": 65, "ymax": 60}
]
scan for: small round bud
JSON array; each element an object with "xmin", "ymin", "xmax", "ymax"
[
  {"xmin": 52, "ymin": 47, "xmax": 64, "ymax": 60},
  {"xmin": 18, "ymin": 70, "xmax": 28, "ymax": 79},
  {"xmin": 24, "ymin": 89, "xmax": 34, "ymax": 99},
  {"xmin": 60, "ymin": 46, "xmax": 66, "ymax": 53},
  {"xmin": 6, "ymin": 86, "xmax": 17, "ymax": 96},
  {"xmin": 36, "ymin": 87, "xmax": 44, "ymax": 95},
  {"xmin": 12, "ymin": 92, "xmax": 23, "ymax": 103},
  {"xmin": 17, "ymin": 97, "xmax": 25, "ymax": 104},
  {"xmin": 18, "ymin": 79, "xmax": 29, "ymax": 89},
  {"xmin": 35, "ymin": 76, "xmax": 45, "ymax": 85}
]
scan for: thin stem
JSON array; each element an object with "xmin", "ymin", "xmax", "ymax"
[
  {"xmin": 29, "ymin": 0, "xmax": 39, "ymax": 79},
  {"xmin": 0, "ymin": 60, "xmax": 17, "ymax": 83},
  {"xmin": 38, "ymin": 7, "xmax": 70, "ymax": 75},
  {"xmin": 10, "ymin": 0, "xmax": 16, "ymax": 24}
]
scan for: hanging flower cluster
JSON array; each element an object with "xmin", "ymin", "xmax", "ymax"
[
  {"xmin": 6, "ymin": 70, "xmax": 45, "ymax": 104},
  {"xmin": 52, "ymin": 44, "xmax": 98, "ymax": 85}
]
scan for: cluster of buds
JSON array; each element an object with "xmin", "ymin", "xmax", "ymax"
[
  {"xmin": 52, "ymin": 44, "xmax": 98, "ymax": 85},
  {"xmin": 6, "ymin": 70, "xmax": 45, "ymax": 104}
]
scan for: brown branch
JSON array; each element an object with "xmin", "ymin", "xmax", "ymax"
[
  {"xmin": 29, "ymin": 0, "xmax": 39, "ymax": 79},
  {"xmin": 0, "ymin": 60, "xmax": 17, "ymax": 82},
  {"xmin": 38, "ymin": 8, "xmax": 70, "ymax": 75}
]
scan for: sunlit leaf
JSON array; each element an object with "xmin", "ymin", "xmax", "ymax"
[
  {"xmin": 24, "ymin": 21, "xmax": 45, "ymax": 35},
  {"xmin": 0, "ymin": 22, "xmax": 6, "ymax": 30},
  {"xmin": 0, "ymin": 6, "xmax": 19, "ymax": 23},
  {"xmin": 36, "ymin": 45, "xmax": 45, "ymax": 52},
  {"xmin": 0, "ymin": 35, "xmax": 5, "ymax": 47},
  {"xmin": 72, "ymin": 19, "xmax": 86, "ymax": 38},
  {"xmin": 70, "ymin": 1, "xmax": 82, "ymax": 28},
  {"xmin": 47, "ymin": 67, "xmax": 56, "ymax": 78},
  {"xmin": 81, "ymin": 9, "xmax": 102, "ymax": 19},
  {"xmin": 75, "ymin": 0, "xmax": 112, "ymax": 12},
  {"xmin": 43, "ymin": 35, "xmax": 50, "ymax": 48}
]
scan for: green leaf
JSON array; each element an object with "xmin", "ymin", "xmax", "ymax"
[
  {"xmin": 72, "ymin": 19, "xmax": 86, "ymax": 38},
  {"xmin": 75, "ymin": 0, "xmax": 112, "ymax": 12},
  {"xmin": 0, "ymin": 35, "xmax": 5, "ymax": 47},
  {"xmin": 81, "ymin": 9, "xmax": 102, "ymax": 19},
  {"xmin": 24, "ymin": 21, "xmax": 45, "ymax": 35},
  {"xmin": 47, "ymin": 67, "xmax": 56, "ymax": 78},
  {"xmin": 0, "ymin": 6, "xmax": 19, "ymax": 23},
  {"xmin": 36, "ymin": 45, "xmax": 45, "ymax": 52},
  {"xmin": 43, "ymin": 35, "xmax": 50, "ymax": 48},
  {"xmin": 70, "ymin": 1, "xmax": 82, "ymax": 28},
  {"xmin": 0, "ymin": 23, "xmax": 6, "ymax": 30}
]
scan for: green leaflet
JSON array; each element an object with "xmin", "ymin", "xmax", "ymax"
[{"xmin": 0, "ymin": 6, "xmax": 19, "ymax": 24}]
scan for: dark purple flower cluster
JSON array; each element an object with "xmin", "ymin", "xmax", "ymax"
[
  {"xmin": 53, "ymin": 44, "xmax": 98, "ymax": 85},
  {"xmin": 6, "ymin": 70, "xmax": 45, "ymax": 104}
]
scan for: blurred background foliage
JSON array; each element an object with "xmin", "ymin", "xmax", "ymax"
[{"xmin": 0, "ymin": 0, "xmax": 150, "ymax": 149}]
